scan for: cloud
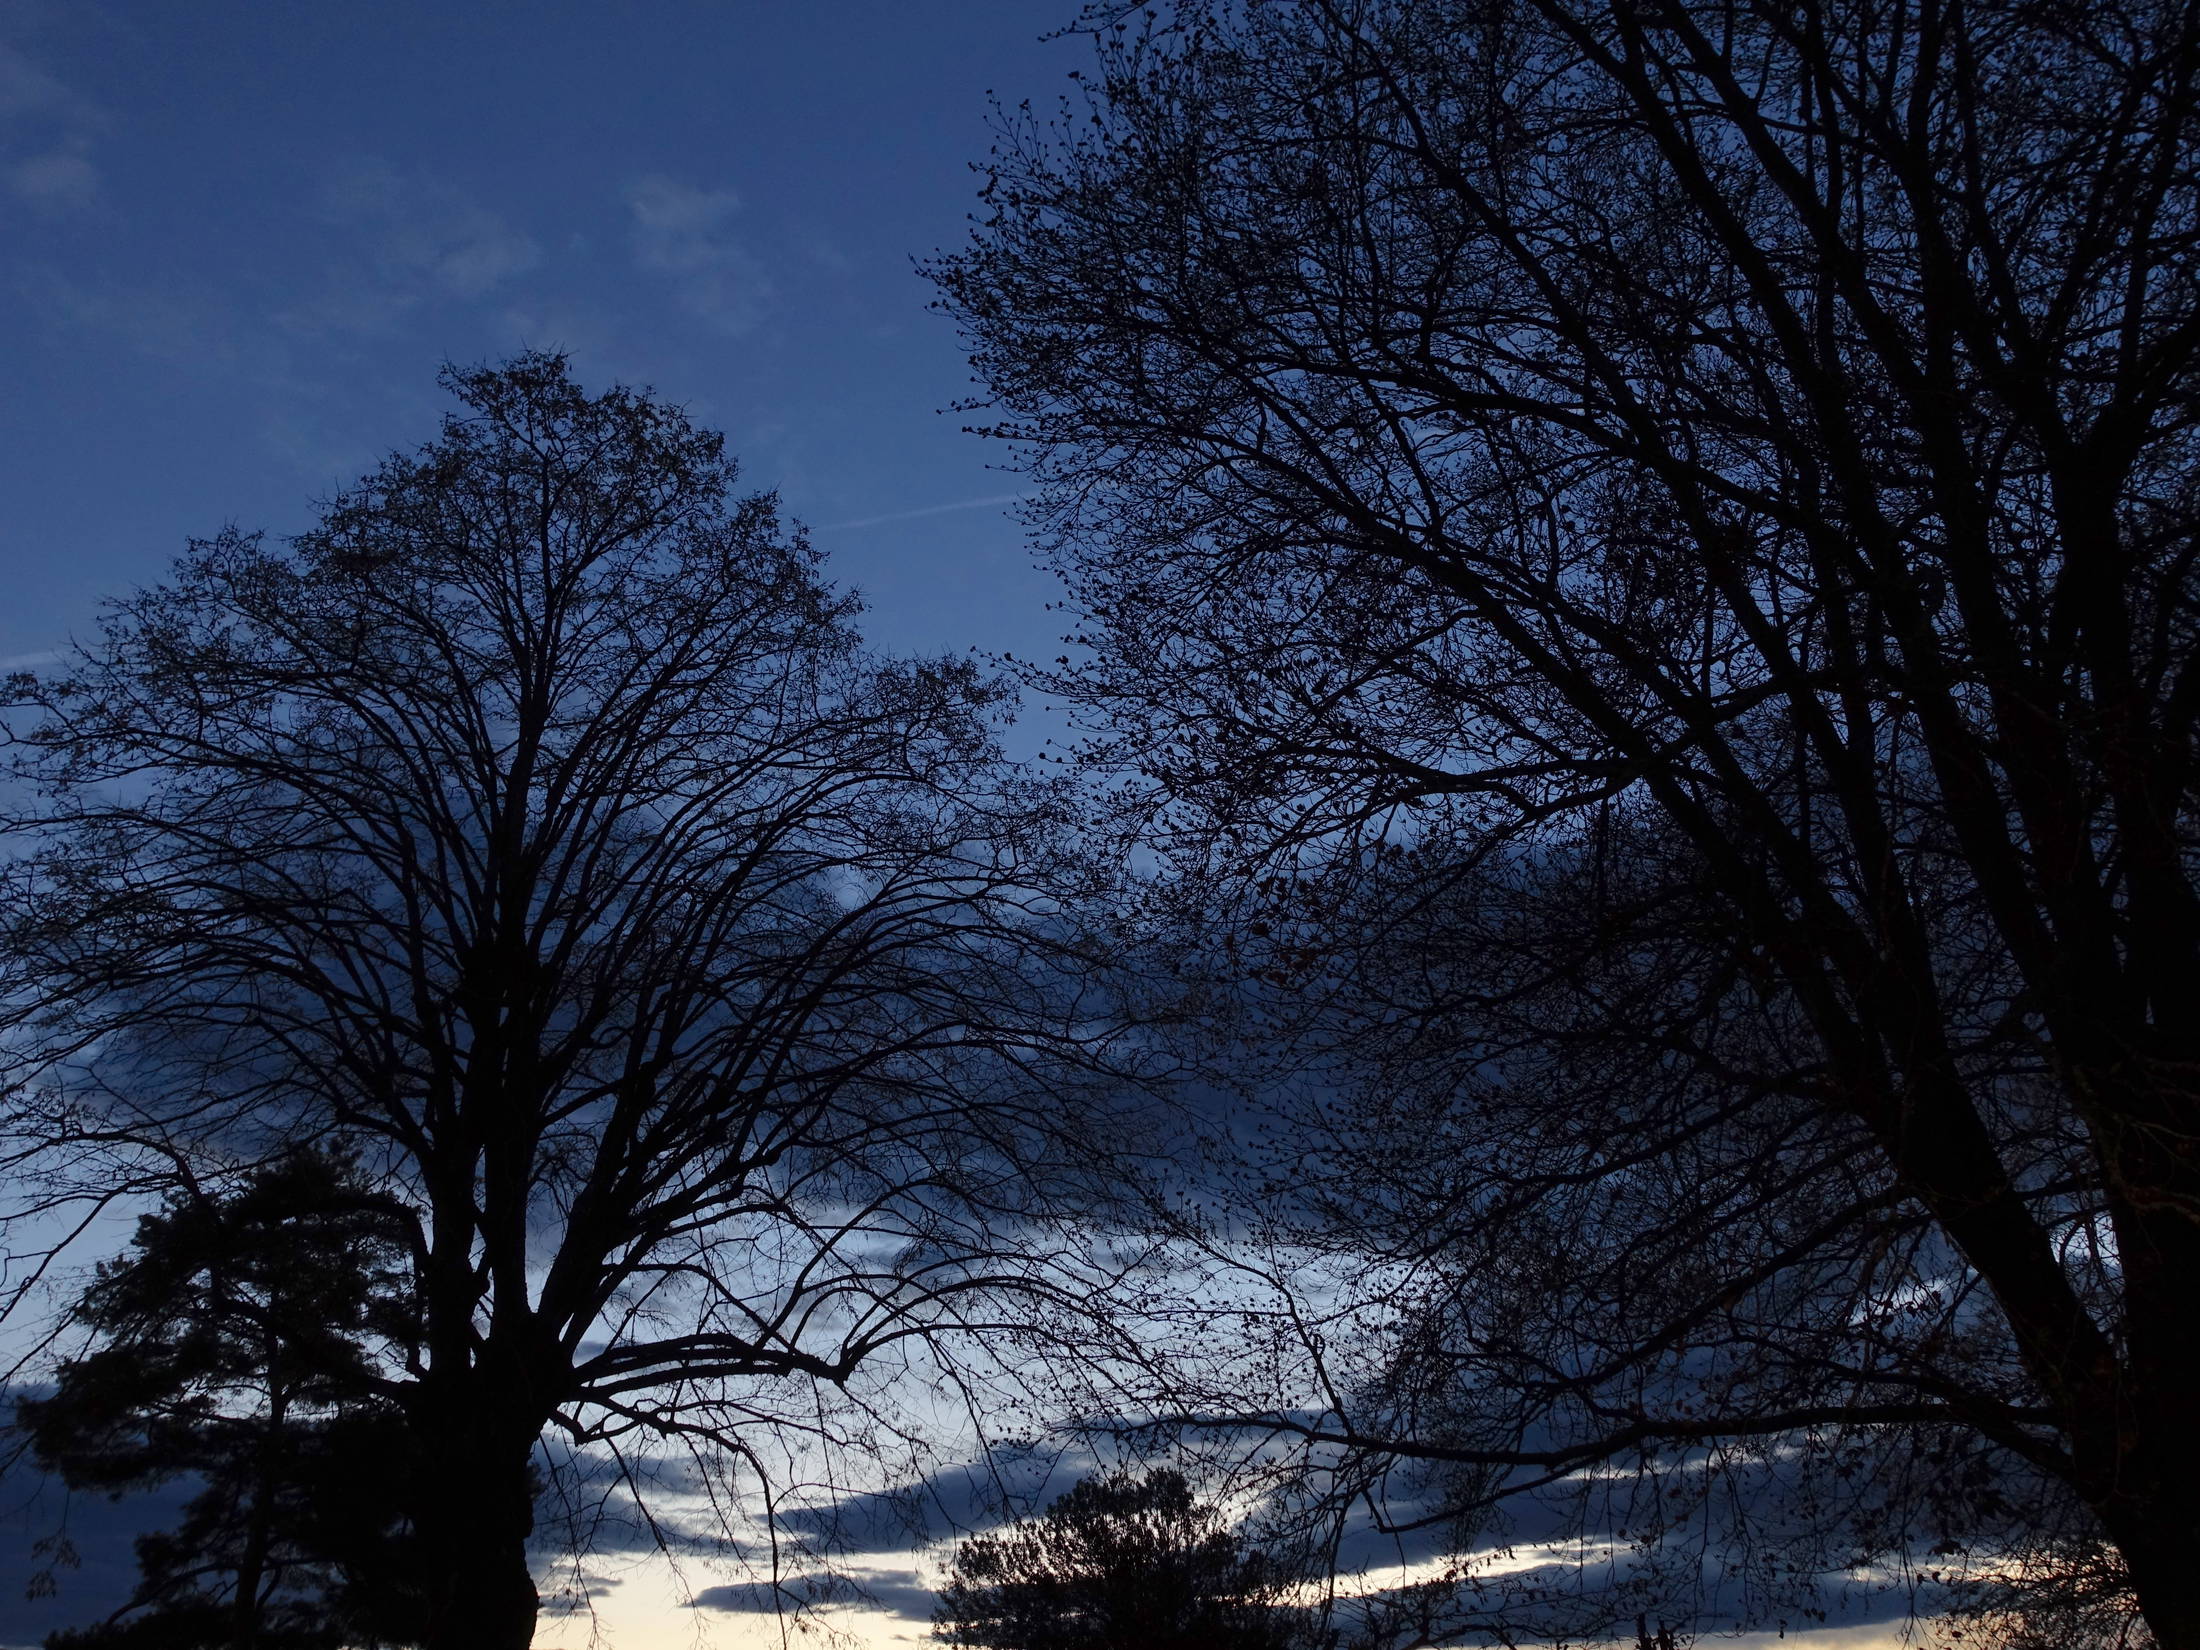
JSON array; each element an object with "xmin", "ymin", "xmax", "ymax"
[
  {"xmin": 0, "ymin": 1395, "xmax": 196, "ymax": 1646},
  {"xmin": 323, "ymin": 162, "xmax": 538, "ymax": 296},
  {"xmin": 8, "ymin": 143, "xmax": 96, "ymax": 206},
  {"xmin": 278, "ymin": 160, "xmax": 540, "ymax": 335},
  {"xmin": 23, "ymin": 263, "xmax": 230, "ymax": 360},
  {"xmin": 813, "ymin": 493, "xmax": 1035, "ymax": 532},
  {"xmin": 625, "ymin": 175, "xmax": 771, "ymax": 335},
  {"xmin": 0, "ymin": 40, "xmax": 104, "ymax": 211},
  {"xmin": 693, "ymin": 1563, "xmax": 941, "ymax": 1621},
  {"xmin": 0, "ymin": 40, "xmax": 81, "ymax": 121}
]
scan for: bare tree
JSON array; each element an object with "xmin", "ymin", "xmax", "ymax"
[
  {"xmin": 0, "ymin": 355, "xmax": 1130, "ymax": 1650},
  {"xmin": 933, "ymin": 0, "xmax": 2200, "ymax": 1643}
]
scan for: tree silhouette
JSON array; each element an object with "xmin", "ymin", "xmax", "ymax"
[
  {"xmin": 934, "ymin": 0, "xmax": 2200, "ymax": 1642},
  {"xmin": 19, "ymin": 1149, "xmax": 420, "ymax": 1648},
  {"xmin": 934, "ymin": 1469, "xmax": 1301, "ymax": 1650},
  {"xmin": 1, "ymin": 354, "xmax": 1126, "ymax": 1650}
]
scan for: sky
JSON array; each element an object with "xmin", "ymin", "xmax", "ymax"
[
  {"xmin": 0, "ymin": 8, "xmax": 1941, "ymax": 1649},
  {"xmin": 0, "ymin": 0, "xmax": 1077, "ymax": 721},
  {"xmin": 0, "ymin": 3, "xmax": 1091, "ymax": 1644}
]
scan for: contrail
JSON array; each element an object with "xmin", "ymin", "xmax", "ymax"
[{"xmin": 811, "ymin": 492, "xmax": 1034, "ymax": 531}]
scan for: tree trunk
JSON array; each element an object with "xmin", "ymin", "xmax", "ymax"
[
  {"xmin": 2104, "ymin": 1508, "xmax": 2200, "ymax": 1650},
  {"xmin": 413, "ymin": 1415, "xmax": 540, "ymax": 1650},
  {"xmin": 232, "ymin": 1428, "xmax": 273, "ymax": 1650},
  {"xmin": 2091, "ymin": 1065, "xmax": 2200, "ymax": 1650},
  {"xmin": 2105, "ymin": 1301, "xmax": 2200, "ymax": 1650},
  {"xmin": 234, "ymin": 1351, "xmax": 285, "ymax": 1650}
]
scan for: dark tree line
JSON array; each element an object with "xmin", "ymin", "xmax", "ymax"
[
  {"xmin": 0, "ymin": 356, "xmax": 1138, "ymax": 1650},
  {"xmin": 933, "ymin": 0, "xmax": 2200, "ymax": 1644}
]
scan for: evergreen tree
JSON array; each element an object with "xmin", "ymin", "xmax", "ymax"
[
  {"xmin": 20, "ymin": 1150, "xmax": 422, "ymax": 1648},
  {"xmin": 934, "ymin": 1469, "xmax": 1302, "ymax": 1650}
]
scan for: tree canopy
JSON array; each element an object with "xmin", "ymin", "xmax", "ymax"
[
  {"xmin": 1, "ymin": 354, "xmax": 1131, "ymax": 1650},
  {"xmin": 934, "ymin": 0, "xmax": 2200, "ymax": 1642},
  {"xmin": 934, "ymin": 1468, "xmax": 1301, "ymax": 1650}
]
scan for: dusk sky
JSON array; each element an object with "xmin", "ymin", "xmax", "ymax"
[
  {"xmin": 0, "ymin": 8, "xmax": 2025, "ymax": 1650},
  {"xmin": 1, "ymin": 4, "xmax": 1086, "ymax": 1644},
  {"xmin": 1, "ymin": 0, "xmax": 1072, "ymax": 704}
]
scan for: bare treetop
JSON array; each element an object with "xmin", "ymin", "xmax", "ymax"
[
  {"xmin": 936, "ymin": 1, "xmax": 2200, "ymax": 1644},
  {"xmin": 1, "ymin": 353, "xmax": 1136, "ymax": 1649}
]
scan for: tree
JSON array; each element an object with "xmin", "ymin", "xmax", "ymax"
[
  {"xmin": 933, "ymin": 0, "xmax": 2200, "ymax": 1643},
  {"xmin": 1930, "ymin": 1534, "xmax": 2150, "ymax": 1650},
  {"xmin": 933, "ymin": 1468, "xmax": 1302, "ymax": 1650},
  {"xmin": 1, "ymin": 355, "xmax": 1124, "ymax": 1650},
  {"xmin": 19, "ymin": 1150, "xmax": 421, "ymax": 1649}
]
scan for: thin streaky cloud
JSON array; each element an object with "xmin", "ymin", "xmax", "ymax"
[{"xmin": 812, "ymin": 493, "xmax": 1034, "ymax": 531}]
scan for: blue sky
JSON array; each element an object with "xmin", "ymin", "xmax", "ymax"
[
  {"xmin": 0, "ymin": 5, "xmax": 1092, "ymax": 1642},
  {"xmin": 0, "ymin": 10, "xmax": 1946, "ymax": 1649},
  {"xmin": 0, "ymin": 0, "xmax": 1077, "ymax": 707}
]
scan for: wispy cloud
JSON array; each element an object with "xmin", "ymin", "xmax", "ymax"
[
  {"xmin": 625, "ymin": 175, "xmax": 771, "ymax": 335},
  {"xmin": 24, "ymin": 263, "xmax": 231, "ymax": 361},
  {"xmin": 812, "ymin": 493, "xmax": 1034, "ymax": 531},
  {"xmin": 0, "ymin": 39, "xmax": 105, "ymax": 211},
  {"xmin": 279, "ymin": 160, "xmax": 540, "ymax": 334},
  {"xmin": 9, "ymin": 141, "xmax": 95, "ymax": 206},
  {"xmin": 0, "ymin": 41, "xmax": 73, "ymax": 118}
]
